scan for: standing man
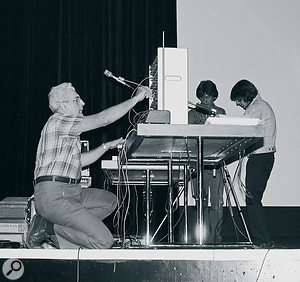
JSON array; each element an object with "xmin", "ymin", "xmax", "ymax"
[
  {"xmin": 26, "ymin": 82, "xmax": 151, "ymax": 249},
  {"xmin": 230, "ymin": 79, "xmax": 276, "ymax": 247},
  {"xmin": 188, "ymin": 80, "xmax": 226, "ymax": 244}
]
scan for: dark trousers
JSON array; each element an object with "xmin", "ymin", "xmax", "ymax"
[
  {"xmin": 202, "ymin": 168, "xmax": 224, "ymax": 244},
  {"xmin": 246, "ymin": 153, "xmax": 275, "ymax": 244}
]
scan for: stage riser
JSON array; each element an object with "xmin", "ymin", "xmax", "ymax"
[
  {"xmin": 176, "ymin": 206, "xmax": 300, "ymax": 245},
  {"xmin": 104, "ymin": 185, "xmax": 300, "ymax": 246},
  {"xmin": 0, "ymin": 258, "xmax": 299, "ymax": 282}
]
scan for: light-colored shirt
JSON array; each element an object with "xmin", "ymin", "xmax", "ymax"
[
  {"xmin": 34, "ymin": 113, "xmax": 83, "ymax": 179},
  {"xmin": 244, "ymin": 94, "xmax": 276, "ymax": 154}
]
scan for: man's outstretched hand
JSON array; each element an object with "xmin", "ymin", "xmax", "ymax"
[{"xmin": 134, "ymin": 86, "xmax": 152, "ymax": 102}]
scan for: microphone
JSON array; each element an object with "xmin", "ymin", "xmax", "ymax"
[
  {"xmin": 188, "ymin": 101, "xmax": 217, "ymax": 116},
  {"xmin": 104, "ymin": 69, "xmax": 134, "ymax": 89}
]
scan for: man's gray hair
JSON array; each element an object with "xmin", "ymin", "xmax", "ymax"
[{"xmin": 48, "ymin": 82, "xmax": 75, "ymax": 112}]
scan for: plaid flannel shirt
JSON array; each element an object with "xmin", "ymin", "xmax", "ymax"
[{"xmin": 34, "ymin": 113, "xmax": 83, "ymax": 180}]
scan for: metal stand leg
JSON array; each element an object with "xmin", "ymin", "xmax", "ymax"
[
  {"xmin": 150, "ymin": 183, "xmax": 185, "ymax": 244},
  {"xmin": 167, "ymin": 159, "xmax": 174, "ymax": 243},
  {"xmin": 183, "ymin": 164, "xmax": 188, "ymax": 243},
  {"xmin": 222, "ymin": 163, "xmax": 252, "ymax": 244},
  {"xmin": 144, "ymin": 162, "xmax": 189, "ymax": 245},
  {"xmin": 195, "ymin": 137, "xmax": 203, "ymax": 245},
  {"xmin": 222, "ymin": 171, "xmax": 240, "ymax": 241},
  {"xmin": 145, "ymin": 169, "xmax": 151, "ymax": 246}
]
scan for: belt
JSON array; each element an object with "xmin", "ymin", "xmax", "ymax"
[{"xmin": 33, "ymin": 176, "xmax": 80, "ymax": 186}]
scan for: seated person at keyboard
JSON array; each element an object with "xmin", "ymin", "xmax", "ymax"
[
  {"xmin": 27, "ymin": 82, "xmax": 151, "ymax": 249},
  {"xmin": 188, "ymin": 80, "xmax": 226, "ymax": 244}
]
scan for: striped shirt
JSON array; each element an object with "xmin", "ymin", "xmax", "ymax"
[{"xmin": 34, "ymin": 113, "xmax": 83, "ymax": 180}]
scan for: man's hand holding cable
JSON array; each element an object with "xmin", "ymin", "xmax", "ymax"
[{"xmin": 133, "ymin": 86, "xmax": 152, "ymax": 102}]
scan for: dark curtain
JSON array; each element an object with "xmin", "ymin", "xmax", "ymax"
[{"xmin": 0, "ymin": 0, "xmax": 177, "ymax": 199}]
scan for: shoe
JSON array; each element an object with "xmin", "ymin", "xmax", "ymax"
[
  {"xmin": 46, "ymin": 234, "xmax": 60, "ymax": 249},
  {"xmin": 26, "ymin": 214, "xmax": 55, "ymax": 249},
  {"xmin": 42, "ymin": 236, "xmax": 60, "ymax": 249}
]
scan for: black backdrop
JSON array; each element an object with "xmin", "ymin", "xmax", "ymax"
[{"xmin": 0, "ymin": 0, "xmax": 177, "ymax": 199}]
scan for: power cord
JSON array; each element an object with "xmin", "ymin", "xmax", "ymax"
[
  {"xmin": 76, "ymin": 247, "xmax": 83, "ymax": 282},
  {"xmin": 256, "ymin": 241, "xmax": 274, "ymax": 281}
]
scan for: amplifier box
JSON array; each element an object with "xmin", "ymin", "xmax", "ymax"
[
  {"xmin": 0, "ymin": 197, "xmax": 28, "ymax": 204},
  {"xmin": 0, "ymin": 218, "xmax": 28, "ymax": 245},
  {"xmin": 0, "ymin": 218, "xmax": 27, "ymax": 233},
  {"xmin": 0, "ymin": 234, "xmax": 24, "ymax": 244},
  {"xmin": 0, "ymin": 197, "xmax": 29, "ymax": 219},
  {"xmin": 0, "ymin": 197, "xmax": 29, "ymax": 245}
]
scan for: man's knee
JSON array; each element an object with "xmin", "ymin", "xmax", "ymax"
[
  {"xmin": 110, "ymin": 193, "xmax": 118, "ymax": 211},
  {"xmin": 98, "ymin": 190, "xmax": 118, "ymax": 212}
]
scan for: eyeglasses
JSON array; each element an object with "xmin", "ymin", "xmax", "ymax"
[
  {"xmin": 59, "ymin": 96, "xmax": 82, "ymax": 104},
  {"xmin": 72, "ymin": 97, "xmax": 82, "ymax": 104}
]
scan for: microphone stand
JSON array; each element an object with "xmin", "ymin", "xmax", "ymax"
[
  {"xmin": 188, "ymin": 101, "xmax": 217, "ymax": 116},
  {"xmin": 104, "ymin": 69, "xmax": 138, "ymax": 90}
]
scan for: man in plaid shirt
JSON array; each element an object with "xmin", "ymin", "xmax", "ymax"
[{"xmin": 27, "ymin": 82, "xmax": 150, "ymax": 249}]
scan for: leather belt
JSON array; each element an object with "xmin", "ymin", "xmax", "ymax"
[{"xmin": 33, "ymin": 176, "xmax": 80, "ymax": 186}]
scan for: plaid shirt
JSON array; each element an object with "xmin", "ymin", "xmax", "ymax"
[{"xmin": 34, "ymin": 113, "xmax": 83, "ymax": 180}]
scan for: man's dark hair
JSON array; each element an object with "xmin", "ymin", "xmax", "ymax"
[
  {"xmin": 230, "ymin": 79, "xmax": 258, "ymax": 102},
  {"xmin": 196, "ymin": 80, "xmax": 218, "ymax": 100}
]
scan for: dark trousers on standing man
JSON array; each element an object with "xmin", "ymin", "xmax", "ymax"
[{"xmin": 246, "ymin": 152, "xmax": 275, "ymax": 245}]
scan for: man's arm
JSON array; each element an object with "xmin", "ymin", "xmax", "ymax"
[
  {"xmin": 78, "ymin": 87, "xmax": 150, "ymax": 132},
  {"xmin": 81, "ymin": 137, "xmax": 123, "ymax": 167}
]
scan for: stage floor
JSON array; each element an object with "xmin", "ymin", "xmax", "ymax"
[{"xmin": 1, "ymin": 247, "xmax": 300, "ymax": 281}]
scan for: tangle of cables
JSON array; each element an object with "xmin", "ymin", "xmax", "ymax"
[{"xmin": 110, "ymin": 76, "xmax": 152, "ymax": 247}]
